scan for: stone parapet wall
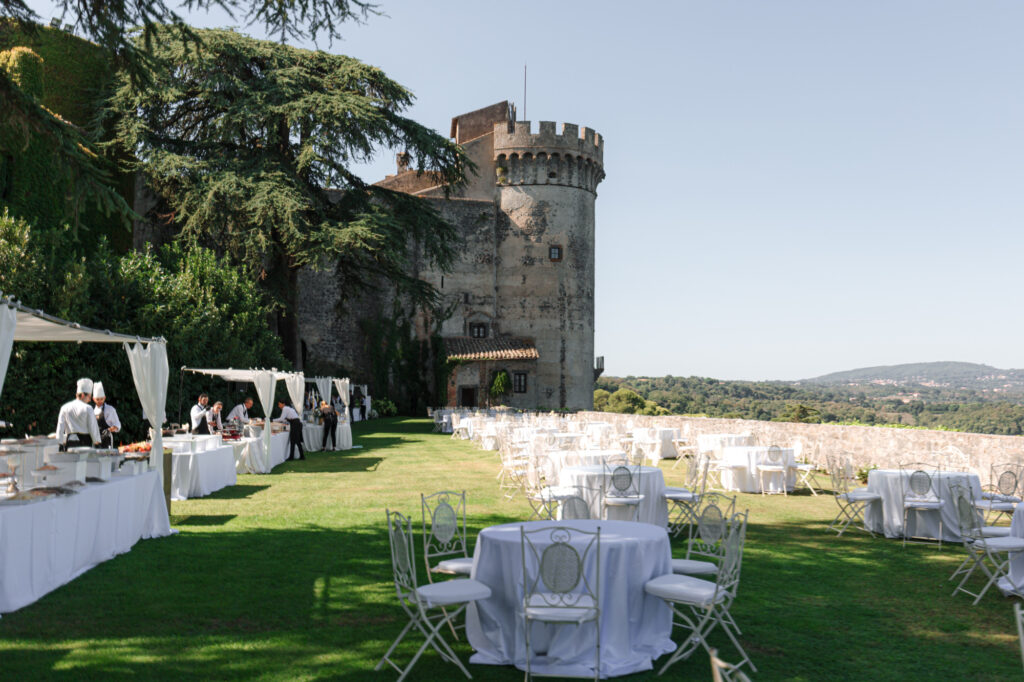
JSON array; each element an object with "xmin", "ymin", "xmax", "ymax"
[{"xmin": 579, "ymin": 412, "xmax": 1024, "ymax": 484}]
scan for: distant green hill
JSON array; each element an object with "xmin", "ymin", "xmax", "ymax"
[{"xmin": 802, "ymin": 361, "xmax": 1024, "ymax": 391}]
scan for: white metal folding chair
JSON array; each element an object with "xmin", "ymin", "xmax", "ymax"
[
  {"xmin": 422, "ymin": 490, "xmax": 473, "ymax": 577},
  {"xmin": 756, "ymin": 445, "xmax": 788, "ymax": 496},
  {"xmin": 645, "ymin": 510, "xmax": 755, "ymax": 674},
  {"xmin": 520, "ymin": 524, "xmax": 601, "ymax": 681},
  {"xmin": 976, "ymin": 463, "xmax": 1021, "ymax": 525},
  {"xmin": 377, "ymin": 510, "xmax": 491, "ymax": 681},
  {"xmin": 826, "ymin": 453, "xmax": 881, "ymax": 537},
  {"xmin": 790, "ymin": 441, "xmax": 819, "ymax": 496},
  {"xmin": 1015, "ymin": 602, "xmax": 1024, "ymax": 671},
  {"xmin": 664, "ymin": 455, "xmax": 710, "ymax": 538},
  {"xmin": 672, "ymin": 492, "xmax": 738, "ymax": 578},
  {"xmin": 602, "ymin": 461, "xmax": 644, "ymax": 522},
  {"xmin": 947, "ymin": 482, "xmax": 1024, "ymax": 604},
  {"xmin": 900, "ymin": 461, "xmax": 944, "ymax": 549},
  {"xmin": 710, "ymin": 647, "xmax": 753, "ymax": 682}
]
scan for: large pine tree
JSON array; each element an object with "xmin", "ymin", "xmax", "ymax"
[{"xmin": 106, "ymin": 26, "xmax": 470, "ymax": 365}]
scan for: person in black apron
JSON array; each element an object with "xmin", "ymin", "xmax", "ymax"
[
  {"xmin": 93, "ymin": 382, "xmax": 121, "ymax": 448},
  {"xmin": 191, "ymin": 393, "xmax": 211, "ymax": 435},
  {"xmin": 275, "ymin": 400, "xmax": 305, "ymax": 460},
  {"xmin": 56, "ymin": 378, "xmax": 102, "ymax": 451}
]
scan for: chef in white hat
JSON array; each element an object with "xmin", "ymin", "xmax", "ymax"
[
  {"xmin": 56, "ymin": 378, "xmax": 101, "ymax": 451},
  {"xmin": 93, "ymin": 382, "xmax": 121, "ymax": 448}
]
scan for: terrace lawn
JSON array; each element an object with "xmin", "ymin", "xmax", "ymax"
[{"xmin": 0, "ymin": 417, "xmax": 1020, "ymax": 680}]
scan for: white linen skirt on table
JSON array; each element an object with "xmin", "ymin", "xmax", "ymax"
[
  {"xmin": 467, "ymin": 519, "xmax": 674, "ymax": 678},
  {"xmin": 862, "ymin": 469, "xmax": 981, "ymax": 542}
]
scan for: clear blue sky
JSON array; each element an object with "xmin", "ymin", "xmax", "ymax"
[{"xmin": 29, "ymin": 1, "xmax": 1024, "ymax": 380}]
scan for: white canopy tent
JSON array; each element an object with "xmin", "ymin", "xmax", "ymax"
[
  {"xmin": 333, "ymin": 378, "xmax": 351, "ymax": 421},
  {"xmin": 183, "ymin": 367, "xmax": 303, "ymax": 472},
  {"xmin": 0, "ymin": 294, "xmax": 170, "ymax": 505}
]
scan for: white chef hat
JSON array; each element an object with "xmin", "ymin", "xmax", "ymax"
[
  {"xmin": 93, "ymin": 382, "xmax": 105, "ymax": 399},
  {"xmin": 76, "ymin": 378, "xmax": 94, "ymax": 395}
]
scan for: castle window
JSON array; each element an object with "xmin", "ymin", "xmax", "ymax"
[
  {"xmin": 549, "ymin": 245, "xmax": 563, "ymax": 262},
  {"xmin": 470, "ymin": 323, "xmax": 488, "ymax": 338},
  {"xmin": 513, "ymin": 372, "xmax": 528, "ymax": 393},
  {"xmin": 463, "ymin": 292, "xmax": 470, "ymax": 304}
]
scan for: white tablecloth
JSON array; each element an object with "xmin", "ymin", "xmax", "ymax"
[
  {"xmin": 635, "ymin": 428, "xmax": 678, "ymax": 462},
  {"xmin": 234, "ymin": 430, "xmax": 291, "ymax": 473},
  {"xmin": 863, "ymin": 469, "xmax": 981, "ymax": 541},
  {"xmin": 0, "ymin": 469, "xmax": 171, "ymax": 613},
  {"xmin": 549, "ymin": 449, "xmax": 628, "ymax": 472},
  {"xmin": 467, "ymin": 519, "xmax": 674, "ymax": 678},
  {"xmin": 557, "ymin": 465, "xmax": 669, "ymax": 527},
  {"xmin": 171, "ymin": 444, "xmax": 237, "ymax": 500},
  {"xmin": 697, "ymin": 433, "xmax": 754, "ymax": 454},
  {"xmin": 302, "ymin": 422, "xmax": 353, "ymax": 451},
  {"xmin": 720, "ymin": 446, "xmax": 795, "ymax": 493},
  {"xmin": 999, "ymin": 504, "xmax": 1024, "ymax": 596}
]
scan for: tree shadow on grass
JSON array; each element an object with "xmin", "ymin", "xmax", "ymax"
[
  {"xmin": 207, "ymin": 484, "xmax": 270, "ymax": 499},
  {"xmin": 171, "ymin": 514, "xmax": 237, "ymax": 526}
]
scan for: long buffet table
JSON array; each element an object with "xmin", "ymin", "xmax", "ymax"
[
  {"xmin": 302, "ymin": 422, "xmax": 353, "ymax": 452},
  {"xmin": 0, "ymin": 469, "xmax": 172, "ymax": 614}
]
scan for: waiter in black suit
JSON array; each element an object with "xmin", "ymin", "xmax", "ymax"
[{"xmin": 275, "ymin": 400, "xmax": 305, "ymax": 460}]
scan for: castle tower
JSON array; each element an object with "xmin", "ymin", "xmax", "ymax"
[{"xmin": 493, "ymin": 120, "xmax": 605, "ymax": 409}]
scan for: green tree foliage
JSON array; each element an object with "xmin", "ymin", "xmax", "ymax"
[
  {"xmin": 0, "ymin": 208, "xmax": 286, "ymax": 439},
  {"xmin": 105, "ymin": 26, "xmax": 471, "ymax": 363},
  {"xmin": 490, "ymin": 369, "xmax": 510, "ymax": 400},
  {"xmin": 607, "ymin": 388, "xmax": 646, "ymax": 414},
  {"xmin": 593, "ymin": 388, "xmax": 610, "ymax": 411},
  {"xmin": 595, "ymin": 374, "xmax": 1024, "ymax": 436}
]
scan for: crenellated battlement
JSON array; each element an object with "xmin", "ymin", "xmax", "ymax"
[
  {"xmin": 493, "ymin": 121, "xmax": 605, "ymax": 193},
  {"xmin": 493, "ymin": 121, "xmax": 603, "ymax": 165}
]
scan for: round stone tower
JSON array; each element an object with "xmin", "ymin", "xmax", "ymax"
[{"xmin": 492, "ymin": 120, "xmax": 605, "ymax": 409}]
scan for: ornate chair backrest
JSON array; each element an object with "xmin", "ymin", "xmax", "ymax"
[
  {"xmin": 561, "ymin": 495, "xmax": 591, "ymax": 520},
  {"xmin": 900, "ymin": 462, "xmax": 940, "ymax": 501},
  {"xmin": 604, "ymin": 461, "xmax": 641, "ymax": 498},
  {"xmin": 521, "ymin": 525, "xmax": 600, "ymax": 611},
  {"xmin": 687, "ymin": 491, "xmax": 738, "ymax": 561},
  {"xmin": 947, "ymin": 481, "xmax": 981, "ymax": 542},
  {"xmin": 385, "ymin": 509, "xmax": 418, "ymax": 601},
  {"xmin": 421, "ymin": 490, "xmax": 468, "ymax": 569},
  {"xmin": 992, "ymin": 463, "xmax": 1022, "ymax": 498},
  {"xmin": 826, "ymin": 454, "xmax": 851, "ymax": 495},
  {"xmin": 766, "ymin": 445, "xmax": 783, "ymax": 466},
  {"xmin": 713, "ymin": 510, "xmax": 749, "ymax": 605}
]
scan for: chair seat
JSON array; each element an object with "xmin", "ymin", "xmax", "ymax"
[
  {"xmin": 663, "ymin": 488, "xmax": 697, "ymax": 502},
  {"xmin": 904, "ymin": 499, "xmax": 942, "ymax": 510},
  {"xmin": 532, "ymin": 486, "xmax": 575, "ymax": 502},
  {"xmin": 975, "ymin": 500, "xmax": 1017, "ymax": 512},
  {"xmin": 433, "ymin": 556, "xmax": 474, "ymax": 575},
  {"xmin": 980, "ymin": 536, "xmax": 1024, "ymax": 553},
  {"xmin": 523, "ymin": 594, "xmax": 598, "ymax": 624},
  {"xmin": 981, "ymin": 525, "xmax": 1012, "ymax": 538},
  {"xmin": 671, "ymin": 558, "xmax": 718, "ymax": 575},
  {"xmin": 982, "ymin": 492, "xmax": 1022, "ymax": 503},
  {"xmin": 416, "ymin": 578, "xmax": 491, "ymax": 608},
  {"xmin": 793, "ymin": 463, "xmax": 815, "ymax": 472},
  {"xmin": 644, "ymin": 573, "xmax": 725, "ymax": 608},
  {"xmin": 841, "ymin": 490, "xmax": 881, "ymax": 503},
  {"xmin": 758, "ymin": 465, "xmax": 786, "ymax": 473},
  {"xmin": 604, "ymin": 495, "xmax": 645, "ymax": 506}
]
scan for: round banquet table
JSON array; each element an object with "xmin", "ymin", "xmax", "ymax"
[
  {"xmin": 635, "ymin": 428, "xmax": 679, "ymax": 462},
  {"xmin": 548, "ymin": 449, "xmax": 628, "ymax": 472},
  {"xmin": 719, "ymin": 446, "xmax": 795, "ymax": 493},
  {"xmin": 466, "ymin": 519, "xmax": 674, "ymax": 678},
  {"xmin": 697, "ymin": 433, "xmax": 755, "ymax": 454},
  {"xmin": 557, "ymin": 465, "xmax": 668, "ymax": 527},
  {"xmin": 862, "ymin": 469, "xmax": 981, "ymax": 542},
  {"xmin": 301, "ymin": 422, "xmax": 353, "ymax": 451}
]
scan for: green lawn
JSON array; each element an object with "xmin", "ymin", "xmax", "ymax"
[{"xmin": 1, "ymin": 417, "xmax": 1021, "ymax": 680}]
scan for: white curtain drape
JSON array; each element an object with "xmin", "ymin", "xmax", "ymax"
[
  {"xmin": 252, "ymin": 370, "xmax": 277, "ymax": 471},
  {"xmin": 123, "ymin": 341, "xmax": 169, "ymax": 478},
  {"xmin": 334, "ymin": 378, "xmax": 350, "ymax": 421},
  {"xmin": 0, "ymin": 304, "xmax": 16, "ymax": 403},
  {"xmin": 284, "ymin": 373, "xmax": 305, "ymax": 415},
  {"xmin": 315, "ymin": 377, "xmax": 332, "ymax": 406}
]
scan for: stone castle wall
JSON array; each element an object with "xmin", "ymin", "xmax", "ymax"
[{"xmin": 580, "ymin": 411, "xmax": 1024, "ymax": 484}]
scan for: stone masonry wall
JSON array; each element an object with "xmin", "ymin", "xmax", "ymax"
[{"xmin": 580, "ymin": 411, "xmax": 1024, "ymax": 485}]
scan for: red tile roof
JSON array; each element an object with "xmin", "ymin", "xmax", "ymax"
[{"xmin": 445, "ymin": 336, "xmax": 539, "ymax": 362}]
